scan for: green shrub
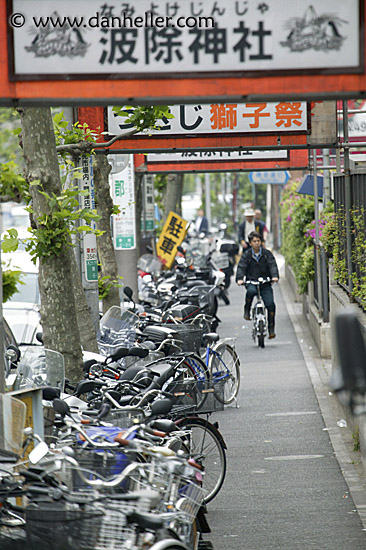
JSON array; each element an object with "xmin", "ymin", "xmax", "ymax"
[
  {"xmin": 280, "ymin": 180, "xmax": 314, "ymax": 290},
  {"xmin": 297, "ymin": 246, "xmax": 315, "ymax": 294}
]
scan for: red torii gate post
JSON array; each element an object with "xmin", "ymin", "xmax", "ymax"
[{"xmin": 78, "ymin": 107, "xmax": 143, "ymax": 301}]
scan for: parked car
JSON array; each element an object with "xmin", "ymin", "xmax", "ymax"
[
  {"xmin": 9, "ymin": 205, "xmax": 30, "ymax": 230},
  {"xmin": 3, "ymin": 252, "xmax": 41, "ymax": 345}
]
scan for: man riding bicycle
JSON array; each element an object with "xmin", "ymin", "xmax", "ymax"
[{"xmin": 236, "ymin": 231, "xmax": 279, "ymax": 339}]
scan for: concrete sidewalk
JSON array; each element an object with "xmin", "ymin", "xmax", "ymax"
[
  {"xmin": 279, "ymin": 265, "xmax": 366, "ymax": 532},
  {"xmin": 205, "ymin": 258, "xmax": 366, "ymax": 549}
]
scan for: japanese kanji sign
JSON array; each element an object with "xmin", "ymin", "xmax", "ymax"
[
  {"xmin": 136, "ymin": 149, "xmax": 309, "ymax": 173},
  {"xmin": 110, "ymin": 154, "xmax": 136, "ymax": 250},
  {"xmin": 9, "ymin": 1, "xmax": 360, "ymax": 78},
  {"xmin": 146, "ymin": 150, "xmax": 288, "ymax": 163},
  {"xmin": 156, "ymin": 211, "xmax": 189, "ymax": 268},
  {"xmin": 2, "ymin": 2, "xmax": 365, "ymax": 103},
  {"xmin": 249, "ymin": 171, "xmax": 290, "ymax": 185},
  {"xmin": 78, "ymin": 154, "xmax": 98, "ymax": 282},
  {"xmin": 108, "ymin": 103, "xmax": 308, "ymax": 136},
  {"xmin": 142, "ymin": 174, "xmax": 155, "ymax": 232}
]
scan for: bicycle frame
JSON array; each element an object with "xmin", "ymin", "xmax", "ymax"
[
  {"xmin": 204, "ymin": 346, "xmax": 230, "ymax": 383},
  {"xmin": 251, "ymin": 286, "xmax": 267, "ymax": 342}
]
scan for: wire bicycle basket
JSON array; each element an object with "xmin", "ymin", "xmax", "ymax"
[
  {"xmin": 168, "ymin": 378, "xmax": 225, "ymax": 415},
  {"xmin": 26, "ymin": 501, "xmax": 103, "ymax": 550}
]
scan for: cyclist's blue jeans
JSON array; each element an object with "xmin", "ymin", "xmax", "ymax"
[{"xmin": 245, "ymin": 283, "xmax": 276, "ymax": 314}]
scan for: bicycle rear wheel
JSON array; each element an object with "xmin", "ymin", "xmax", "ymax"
[
  {"xmin": 209, "ymin": 343, "xmax": 240, "ymax": 404},
  {"xmin": 176, "ymin": 417, "xmax": 227, "ymax": 504}
]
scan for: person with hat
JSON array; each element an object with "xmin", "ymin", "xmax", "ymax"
[
  {"xmin": 255, "ymin": 209, "xmax": 269, "ymax": 243},
  {"xmin": 238, "ymin": 207, "xmax": 265, "ymax": 250},
  {"xmin": 236, "ymin": 230, "xmax": 279, "ymax": 339}
]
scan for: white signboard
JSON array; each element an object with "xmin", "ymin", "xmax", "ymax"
[
  {"xmin": 10, "ymin": 1, "xmax": 360, "ymax": 77},
  {"xmin": 108, "ymin": 103, "xmax": 308, "ymax": 136},
  {"xmin": 147, "ymin": 150, "xmax": 288, "ymax": 162},
  {"xmin": 111, "ymin": 155, "xmax": 136, "ymax": 250},
  {"xmin": 142, "ymin": 174, "xmax": 155, "ymax": 232},
  {"xmin": 338, "ymin": 100, "xmax": 366, "ymax": 141},
  {"xmin": 79, "ymin": 155, "xmax": 98, "ymax": 282}
]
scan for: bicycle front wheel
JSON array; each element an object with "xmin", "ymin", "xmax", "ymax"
[
  {"xmin": 209, "ymin": 342, "xmax": 240, "ymax": 404},
  {"xmin": 176, "ymin": 417, "xmax": 227, "ymax": 504},
  {"xmin": 257, "ymin": 320, "xmax": 265, "ymax": 348}
]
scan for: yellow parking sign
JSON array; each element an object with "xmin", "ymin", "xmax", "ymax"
[{"xmin": 156, "ymin": 211, "xmax": 189, "ymax": 269}]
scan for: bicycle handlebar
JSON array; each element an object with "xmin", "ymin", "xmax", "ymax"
[
  {"xmin": 245, "ymin": 277, "xmax": 271, "ymax": 285},
  {"xmin": 65, "ymin": 455, "xmax": 143, "ymax": 488}
]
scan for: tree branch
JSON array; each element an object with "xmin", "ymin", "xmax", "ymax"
[
  {"xmin": 0, "ymin": 192, "xmax": 22, "ymax": 203},
  {"xmin": 55, "ymin": 128, "xmax": 139, "ymax": 154}
]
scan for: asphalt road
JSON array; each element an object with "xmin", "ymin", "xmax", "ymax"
[{"xmin": 204, "ymin": 266, "xmax": 366, "ymax": 550}]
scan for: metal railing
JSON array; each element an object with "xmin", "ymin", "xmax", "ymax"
[
  {"xmin": 333, "ymin": 171, "xmax": 366, "ymax": 309},
  {"xmin": 313, "ymin": 244, "xmax": 330, "ymax": 323}
]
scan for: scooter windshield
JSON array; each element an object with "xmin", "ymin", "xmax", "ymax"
[{"xmin": 13, "ymin": 347, "xmax": 65, "ymax": 391}]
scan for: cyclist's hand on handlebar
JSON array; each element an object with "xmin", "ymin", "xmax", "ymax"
[
  {"xmin": 271, "ymin": 277, "xmax": 279, "ymax": 283},
  {"xmin": 237, "ymin": 279, "xmax": 244, "ymax": 286}
]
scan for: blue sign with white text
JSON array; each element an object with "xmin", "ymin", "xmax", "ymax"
[{"xmin": 249, "ymin": 171, "xmax": 290, "ymax": 185}]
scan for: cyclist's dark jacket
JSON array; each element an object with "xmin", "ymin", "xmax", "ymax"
[{"xmin": 235, "ymin": 247, "xmax": 279, "ymax": 282}]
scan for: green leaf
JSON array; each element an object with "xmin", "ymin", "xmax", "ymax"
[
  {"xmin": 77, "ymin": 225, "xmax": 92, "ymax": 232},
  {"xmin": 1, "ymin": 229, "xmax": 19, "ymax": 253},
  {"xmin": 53, "ymin": 112, "xmax": 64, "ymax": 124}
]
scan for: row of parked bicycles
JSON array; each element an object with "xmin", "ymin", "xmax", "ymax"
[{"xmin": 0, "ymin": 238, "xmax": 240, "ymax": 550}]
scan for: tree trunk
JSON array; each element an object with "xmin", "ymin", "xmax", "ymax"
[
  {"xmin": 163, "ymin": 173, "xmax": 184, "ymax": 222},
  {"xmin": 176, "ymin": 174, "xmax": 184, "ymax": 217},
  {"xmin": 93, "ymin": 153, "xmax": 120, "ymax": 314},
  {"xmin": 19, "ymin": 107, "xmax": 83, "ymax": 382}
]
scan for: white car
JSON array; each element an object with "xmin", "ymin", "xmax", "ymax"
[
  {"xmin": 10, "ymin": 205, "xmax": 30, "ymax": 229},
  {"xmin": 3, "ymin": 252, "xmax": 41, "ymax": 345}
]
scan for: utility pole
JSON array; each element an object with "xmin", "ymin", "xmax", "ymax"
[
  {"xmin": 323, "ymin": 149, "xmax": 330, "ymax": 205},
  {"xmin": 342, "ymin": 100, "xmax": 353, "ymax": 294},
  {"xmin": 204, "ymin": 173, "xmax": 211, "ymax": 229},
  {"xmin": 110, "ymin": 155, "xmax": 139, "ymax": 301},
  {"xmin": 313, "ymin": 150, "xmax": 323, "ymax": 317},
  {"xmin": 232, "ymin": 173, "xmax": 238, "ymax": 229},
  {"xmin": 77, "ymin": 154, "xmax": 100, "ymax": 332}
]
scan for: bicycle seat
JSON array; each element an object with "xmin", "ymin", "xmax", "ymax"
[
  {"xmin": 202, "ymin": 333, "xmax": 220, "ymax": 344},
  {"xmin": 127, "ymin": 510, "xmax": 165, "ymax": 530},
  {"xmin": 149, "ymin": 418, "xmax": 177, "ymax": 434}
]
